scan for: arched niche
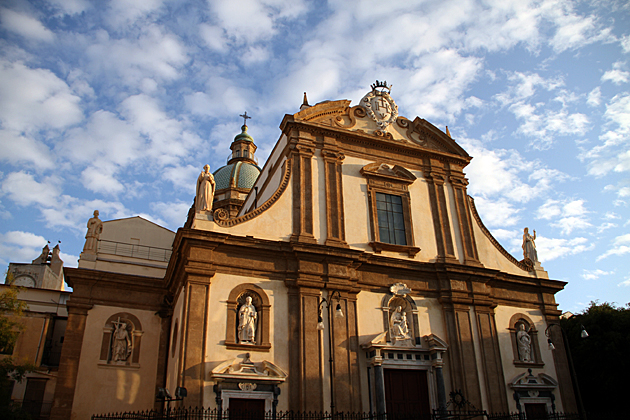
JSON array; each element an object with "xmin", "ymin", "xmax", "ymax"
[
  {"xmin": 381, "ymin": 289, "xmax": 420, "ymax": 346},
  {"xmin": 508, "ymin": 313, "xmax": 544, "ymax": 368},
  {"xmin": 225, "ymin": 283, "xmax": 271, "ymax": 351},
  {"xmin": 99, "ymin": 312, "xmax": 143, "ymax": 367}
]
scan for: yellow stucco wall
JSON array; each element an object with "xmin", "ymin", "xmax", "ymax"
[
  {"xmin": 72, "ymin": 305, "xmax": 162, "ymax": 420},
  {"xmin": 494, "ymin": 305, "xmax": 562, "ymax": 412},
  {"xmin": 201, "ymin": 274, "xmax": 290, "ymax": 410}
]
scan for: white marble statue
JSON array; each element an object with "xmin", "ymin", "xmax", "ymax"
[
  {"xmin": 238, "ymin": 296, "xmax": 257, "ymax": 344},
  {"xmin": 390, "ymin": 306, "xmax": 410, "ymax": 339},
  {"xmin": 517, "ymin": 323, "xmax": 532, "ymax": 362},
  {"xmin": 83, "ymin": 210, "xmax": 103, "ymax": 253},
  {"xmin": 112, "ymin": 320, "xmax": 132, "ymax": 362},
  {"xmin": 522, "ymin": 227, "xmax": 538, "ymax": 263},
  {"xmin": 196, "ymin": 164, "xmax": 216, "ymax": 212}
]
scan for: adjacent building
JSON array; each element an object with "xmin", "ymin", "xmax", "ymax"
[{"xmin": 3, "ymin": 244, "xmax": 70, "ymax": 419}]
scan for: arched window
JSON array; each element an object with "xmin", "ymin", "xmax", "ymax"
[
  {"xmin": 99, "ymin": 313, "xmax": 143, "ymax": 367},
  {"xmin": 509, "ymin": 314, "xmax": 544, "ymax": 367},
  {"xmin": 225, "ymin": 284, "xmax": 270, "ymax": 351}
]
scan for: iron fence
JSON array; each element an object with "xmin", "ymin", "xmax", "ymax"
[{"xmin": 91, "ymin": 407, "xmax": 625, "ymax": 420}]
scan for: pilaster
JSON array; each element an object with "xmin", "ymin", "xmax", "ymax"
[
  {"xmin": 289, "ymin": 132, "xmax": 317, "ymax": 244},
  {"xmin": 424, "ymin": 161, "xmax": 458, "ymax": 263},
  {"xmin": 50, "ymin": 302, "xmax": 93, "ymax": 420},
  {"xmin": 321, "ymin": 141, "xmax": 347, "ymax": 248},
  {"xmin": 448, "ymin": 170, "xmax": 482, "ymax": 267}
]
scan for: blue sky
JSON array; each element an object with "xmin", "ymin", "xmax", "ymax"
[{"xmin": 0, "ymin": 0, "xmax": 629, "ymax": 313}]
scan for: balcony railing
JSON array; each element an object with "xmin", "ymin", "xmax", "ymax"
[{"xmin": 97, "ymin": 240, "xmax": 172, "ymax": 263}]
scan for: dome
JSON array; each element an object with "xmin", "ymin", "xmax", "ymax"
[
  {"xmin": 233, "ymin": 124, "xmax": 254, "ymax": 142},
  {"xmin": 213, "ymin": 161, "xmax": 261, "ymax": 190}
]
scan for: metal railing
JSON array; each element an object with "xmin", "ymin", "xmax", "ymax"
[
  {"xmin": 90, "ymin": 408, "xmax": 618, "ymax": 420},
  {"xmin": 98, "ymin": 240, "xmax": 172, "ymax": 263}
]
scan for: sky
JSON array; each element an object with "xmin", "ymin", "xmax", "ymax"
[{"xmin": 0, "ymin": 0, "xmax": 629, "ymax": 313}]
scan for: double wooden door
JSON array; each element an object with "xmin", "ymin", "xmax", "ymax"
[{"xmin": 384, "ymin": 369, "xmax": 431, "ymax": 420}]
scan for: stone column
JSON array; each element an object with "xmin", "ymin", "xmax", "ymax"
[
  {"xmin": 373, "ymin": 355, "xmax": 386, "ymax": 416},
  {"xmin": 434, "ymin": 365, "xmax": 447, "ymax": 411},
  {"xmin": 50, "ymin": 302, "xmax": 92, "ymax": 420}
]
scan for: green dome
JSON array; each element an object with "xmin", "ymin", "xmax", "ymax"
[
  {"xmin": 213, "ymin": 161, "xmax": 261, "ymax": 190},
  {"xmin": 234, "ymin": 124, "xmax": 254, "ymax": 142}
]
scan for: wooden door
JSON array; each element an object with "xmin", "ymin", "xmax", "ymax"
[
  {"xmin": 525, "ymin": 403, "xmax": 548, "ymax": 419},
  {"xmin": 229, "ymin": 398, "xmax": 266, "ymax": 420},
  {"xmin": 22, "ymin": 378, "xmax": 47, "ymax": 419},
  {"xmin": 384, "ymin": 369, "xmax": 431, "ymax": 420}
]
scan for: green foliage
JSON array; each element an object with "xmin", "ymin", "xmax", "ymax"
[
  {"xmin": 0, "ymin": 274, "xmax": 37, "ymax": 414},
  {"xmin": 560, "ymin": 301, "xmax": 630, "ymax": 414}
]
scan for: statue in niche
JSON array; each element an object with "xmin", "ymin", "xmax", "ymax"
[
  {"xmin": 522, "ymin": 227, "xmax": 538, "ymax": 263},
  {"xmin": 517, "ymin": 323, "xmax": 532, "ymax": 362},
  {"xmin": 390, "ymin": 306, "xmax": 410, "ymax": 340},
  {"xmin": 83, "ymin": 210, "xmax": 103, "ymax": 253},
  {"xmin": 196, "ymin": 164, "xmax": 216, "ymax": 212},
  {"xmin": 238, "ymin": 296, "xmax": 257, "ymax": 344},
  {"xmin": 111, "ymin": 319, "xmax": 132, "ymax": 362}
]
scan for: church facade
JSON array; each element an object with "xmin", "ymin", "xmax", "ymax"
[{"xmin": 51, "ymin": 83, "xmax": 576, "ymax": 420}]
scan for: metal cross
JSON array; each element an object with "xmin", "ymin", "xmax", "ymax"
[{"xmin": 239, "ymin": 112, "xmax": 252, "ymax": 125}]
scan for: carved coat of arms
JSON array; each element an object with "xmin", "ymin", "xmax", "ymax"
[{"xmin": 361, "ymin": 80, "xmax": 399, "ymax": 130}]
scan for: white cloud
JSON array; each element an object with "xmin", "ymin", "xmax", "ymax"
[
  {"xmin": 46, "ymin": 0, "xmax": 90, "ymax": 15},
  {"xmin": 0, "ymin": 230, "xmax": 48, "ymax": 268},
  {"xmin": 0, "ymin": 8, "xmax": 55, "ymax": 42},
  {"xmin": 536, "ymin": 236, "xmax": 592, "ymax": 261},
  {"xmin": 536, "ymin": 199, "xmax": 590, "ymax": 235},
  {"xmin": 581, "ymin": 269, "xmax": 613, "ymax": 281},
  {"xmin": 622, "ymin": 35, "xmax": 630, "ymax": 54},
  {"xmin": 0, "ymin": 130, "xmax": 55, "ymax": 170},
  {"xmin": 545, "ymin": 1, "xmax": 612, "ymax": 52},
  {"xmin": 85, "ymin": 25, "xmax": 189, "ymax": 86},
  {"xmin": 0, "ymin": 171, "xmax": 61, "ymax": 207},
  {"xmin": 587, "ymin": 87, "xmax": 601, "ymax": 107},
  {"xmin": 0, "ymin": 60, "xmax": 83, "ymax": 133},
  {"xmin": 208, "ymin": 0, "xmax": 308, "ymax": 45},
  {"xmin": 152, "ymin": 200, "xmax": 192, "ymax": 229},
  {"xmin": 597, "ymin": 232, "xmax": 630, "ymax": 261},
  {"xmin": 618, "ymin": 277, "xmax": 630, "ymax": 287},
  {"xmin": 581, "ymin": 93, "xmax": 630, "ymax": 180},
  {"xmin": 462, "ymin": 137, "xmax": 568, "ymax": 205},
  {"xmin": 601, "ymin": 61, "xmax": 629, "ymax": 85},
  {"xmin": 199, "ymin": 24, "xmax": 228, "ymax": 52},
  {"xmin": 105, "ymin": 0, "xmax": 165, "ymax": 28}
]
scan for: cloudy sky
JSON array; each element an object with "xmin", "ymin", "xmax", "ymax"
[{"xmin": 1, "ymin": 0, "xmax": 629, "ymax": 312}]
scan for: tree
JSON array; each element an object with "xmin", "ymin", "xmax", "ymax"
[
  {"xmin": 560, "ymin": 301, "xmax": 630, "ymax": 415},
  {"xmin": 1, "ymin": 273, "xmax": 36, "ymax": 419}
]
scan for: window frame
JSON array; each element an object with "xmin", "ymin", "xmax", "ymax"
[{"xmin": 361, "ymin": 163, "xmax": 419, "ymax": 257}]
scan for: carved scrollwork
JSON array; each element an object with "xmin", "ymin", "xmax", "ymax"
[
  {"xmin": 213, "ymin": 208, "xmax": 229, "ymax": 222},
  {"xmin": 354, "ymin": 106, "xmax": 367, "ymax": 118},
  {"xmin": 374, "ymin": 129, "xmax": 394, "ymax": 139}
]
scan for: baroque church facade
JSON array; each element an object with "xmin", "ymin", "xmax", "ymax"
[{"xmin": 49, "ymin": 83, "xmax": 577, "ymax": 420}]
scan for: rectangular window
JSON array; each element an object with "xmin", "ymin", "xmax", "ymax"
[{"xmin": 376, "ymin": 193, "xmax": 407, "ymax": 245}]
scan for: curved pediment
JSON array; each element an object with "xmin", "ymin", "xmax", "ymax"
[
  {"xmin": 292, "ymin": 92, "xmax": 470, "ymax": 160},
  {"xmin": 360, "ymin": 162, "xmax": 416, "ymax": 184},
  {"xmin": 211, "ymin": 354, "xmax": 287, "ymax": 383}
]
